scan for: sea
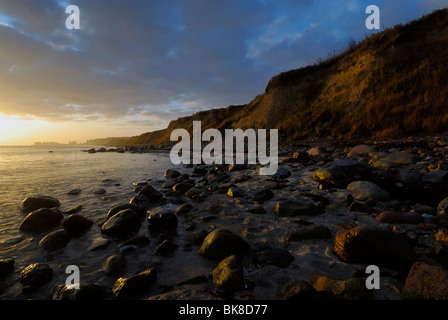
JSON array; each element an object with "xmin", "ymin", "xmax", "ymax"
[{"xmin": 0, "ymin": 145, "xmax": 178, "ymax": 299}]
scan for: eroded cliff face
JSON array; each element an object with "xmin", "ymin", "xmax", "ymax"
[{"xmin": 127, "ymin": 9, "xmax": 448, "ymax": 145}]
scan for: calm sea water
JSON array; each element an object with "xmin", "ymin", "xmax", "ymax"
[{"xmin": 0, "ymin": 145, "xmax": 176, "ymax": 299}]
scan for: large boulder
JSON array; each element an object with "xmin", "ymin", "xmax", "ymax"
[
  {"xmin": 347, "ymin": 181, "xmax": 391, "ymax": 201},
  {"xmin": 147, "ymin": 207, "xmax": 178, "ymax": 231},
  {"xmin": 136, "ymin": 185, "xmax": 163, "ymax": 203},
  {"xmin": 39, "ymin": 229, "xmax": 70, "ymax": 251},
  {"xmin": 401, "ymin": 262, "xmax": 448, "ymax": 300},
  {"xmin": 20, "ymin": 263, "xmax": 53, "ymax": 293},
  {"xmin": 333, "ymin": 226, "xmax": 417, "ymax": 271},
  {"xmin": 198, "ymin": 229, "xmax": 250, "ymax": 261},
  {"xmin": 313, "ymin": 160, "xmax": 371, "ymax": 188},
  {"xmin": 62, "ymin": 214, "xmax": 93, "ymax": 237},
  {"xmin": 19, "ymin": 208, "xmax": 64, "ymax": 233},
  {"xmin": 112, "ymin": 268, "xmax": 157, "ymax": 299},
  {"xmin": 212, "ymin": 255, "xmax": 245, "ymax": 292},
  {"xmin": 103, "ymin": 254, "xmax": 126, "ymax": 277},
  {"xmin": 19, "ymin": 196, "xmax": 61, "ymax": 214},
  {"xmin": 100, "ymin": 209, "xmax": 141, "ymax": 239}
]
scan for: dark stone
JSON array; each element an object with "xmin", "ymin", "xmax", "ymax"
[
  {"xmin": 100, "ymin": 209, "xmax": 142, "ymax": 239},
  {"xmin": 51, "ymin": 283, "xmax": 106, "ymax": 300},
  {"xmin": 198, "ymin": 229, "xmax": 250, "ymax": 261},
  {"xmin": 103, "ymin": 254, "xmax": 126, "ymax": 277},
  {"xmin": 251, "ymin": 189, "xmax": 275, "ymax": 202},
  {"xmin": 104, "ymin": 203, "xmax": 146, "ymax": 222},
  {"xmin": 62, "ymin": 214, "xmax": 93, "ymax": 236},
  {"xmin": 147, "ymin": 207, "xmax": 178, "ymax": 231},
  {"xmin": 19, "ymin": 196, "xmax": 61, "ymax": 214},
  {"xmin": 137, "ymin": 185, "xmax": 163, "ymax": 202},
  {"xmin": 176, "ymin": 275, "xmax": 208, "ymax": 286},
  {"xmin": 275, "ymin": 199, "xmax": 320, "ymax": 217},
  {"xmin": 212, "ymin": 255, "xmax": 244, "ymax": 292},
  {"xmin": 256, "ymin": 248, "xmax": 294, "ymax": 268},
  {"xmin": 185, "ymin": 230, "xmax": 209, "ymax": 245},
  {"xmin": 0, "ymin": 258, "xmax": 14, "ymax": 278},
  {"xmin": 63, "ymin": 205, "xmax": 83, "ymax": 215},
  {"xmin": 228, "ymin": 163, "xmax": 247, "ymax": 172},
  {"xmin": 172, "ymin": 183, "xmax": 193, "ymax": 194},
  {"xmin": 39, "ymin": 229, "xmax": 70, "ymax": 251},
  {"xmin": 333, "ymin": 226, "xmax": 417, "ymax": 271},
  {"xmin": 313, "ymin": 160, "xmax": 371, "ymax": 188},
  {"xmin": 20, "ymin": 263, "xmax": 53, "ymax": 292},
  {"xmin": 19, "ymin": 208, "xmax": 64, "ymax": 233},
  {"xmin": 112, "ymin": 268, "xmax": 157, "ymax": 299},
  {"xmin": 165, "ymin": 169, "xmax": 181, "ymax": 179},
  {"xmin": 273, "ymin": 168, "xmax": 291, "ymax": 179},
  {"xmin": 247, "ymin": 206, "xmax": 268, "ymax": 215},
  {"xmin": 310, "ymin": 274, "xmax": 372, "ymax": 300},
  {"xmin": 174, "ymin": 203, "xmax": 193, "ymax": 216},
  {"xmin": 227, "ymin": 187, "xmax": 245, "ymax": 197},
  {"xmin": 375, "ymin": 211, "xmax": 423, "ymax": 224}
]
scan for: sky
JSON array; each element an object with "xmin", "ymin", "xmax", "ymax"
[{"xmin": 0, "ymin": 0, "xmax": 446, "ymax": 145}]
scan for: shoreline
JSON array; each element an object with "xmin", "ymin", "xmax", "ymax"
[{"xmin": 3, "ymin": 135, "xmax": 448, "ymax": 300}]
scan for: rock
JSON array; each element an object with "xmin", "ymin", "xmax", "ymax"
[
  {"xmin": 63, "ymin": 205, "xmax": 83, "ymax": 215},
  {"xmin": 251, "ymin": 189, "xmax": 275, "ymax": 202},
  {"xmin": 310, "ymin": 275, "xmax": 372, "ymax": 300},
  {"xmin": 435, "ymin": 229, "xmax": 448, "ymax": 243},
  {"xmin": 348, "ymin": 201, "xmax": 374, "ymax": 213},
  {"xmin": 172, "ymin": 183, "xmax": 193, "ymax": 194},
  {"xmin": 272, "ymin": 168, "xmax": 291, "ymax": 179},
  {"xmin": 176, "ymin": 275, "xmax": 208, "ymax": 286},
  {"xmin": 347, "ymin": 181, "xmax": 391, "ymax": 201},
  {"xmin": 256, "ymin": 248, "xmax": 294, "ymax": 268},
  {"xmin": 112, "ymin": 268, "xmax": 157, "ymax": 299},
  {"xmin": 50, "ymin": 283, "xmax": 106, "ymax": 300},
  {"xmin": 375, "ymin": 211, "xmax": 423, "ymax": 224},
  {"xmin": 19, "ymin": 207, "xmax": 64, "ymax": 233},
  {"xmin": 89, "ymin": 237, "xmax": 111, "ymax": 251},
  {"xmin": 198, "ymin": 229, "xmax": 250, "ymax": 261},
  {"xmin": 165, "ymin": 169, "xmax": 181, "ymax": 179},
  {"xmin": 20, "ymin": 263, "xmax": 53, "ymax": 292},
  {"xmin": 104, "ymin": 203, "xmax": 146, "ymax": 222},
  {"xmin": 147, "ymin": 207, "xmax": 178, "ymax": 231},
  {"xmin": 62, "ymin": 214, "xmax": 93, "ymax": 236},
  {"xmin": 185, "ymin": 188, "xmax": 206, "ymax": 202},
  {"xmin": 67, "ymin": 189, "xmax": 81, "ymax": 195},
  {"xmin": 19, "ymin": 196, "xmax": 61, "ymax": 214},
  {"xmin": 275, "ymin": 199, "xmax": 320, "ymax": 217},
  {"xmin": 313, "ymin": 160, "xmax": 371, "ymax": 187},
  {"xmin": 103, "ymin": 254, "xmax": 126, "ymax": 277},
  {"xmin": 118, "ymin": 235, "xmax": 150, "ymax": 248},
  {"xmin": 39, "ymin": 229, "xmax": 70, "ymax": 251},
  {"xmin": 154, "ymin": 240, "xmax": 178, "ymax": 255},
  {"xmin": 383, "ymin": 153, "xmax": 419, "ymax": 165},
  {"xmin": 437, "ymin": 197, "xmax": 448, "ymax": 214},
  {"xmin": 401, "ymin": 262, "xmax": 448, "ymax": 300},
  {"xmin": 100, "ymin": 209, "xmax": 142, "ymax": 239},
  {"xmin": 174, "ymin": 203, "xmax": 193, "ymax": 216},
  {"xmin": 422, "ymin": 170, "xmax": 448, "ymax": 184},
  {"xmin": 137, "ymin": 185, "xmax": 163, "ymax": 202},
  {"xmin": 162, "ymin": 180, "xmax": 177, "ymax": 189},
  {"xmin": 333, "ymin": 226, "xmax": 417, "ymax": 271},
  {"xmin": 286, "ymin": 225, "xmax": 332, "ymax": 242},
  {"xmin": 307, "ymin": 146, "xmax": 327, "ymax": 157},
  {"xmin": 212, "ymin": 255, "xmax": 245, "ymax": 292},
  {"xmin": 397, "ymin": 169, "xmax": 422, "ymax": 184},
  {"xmin": 0, "ymin": 258, "xmax": 14, "ymax": 278},
  {"xmin": 227, "ymin": 186, "xmax": 245, "ymax": 197},
  {"xmin": 93, "ymin": 188, "xmax": 106, "ymax": 195},
  {"xmin": 275, "ymin": 280, "xmax": 320, "ymax": 300},
  {"xmin": 348, "ymin": 145, "xmax": 376, "ymax": 157}
]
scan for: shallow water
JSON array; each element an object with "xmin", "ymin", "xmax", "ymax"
[{"xmin": 0, "ymin": 145, "xmax": 179, "ymax": 299}]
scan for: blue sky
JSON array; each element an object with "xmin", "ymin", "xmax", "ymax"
[{"xmin": 0, "ymin": 0, "xmax": 446, "ymax": 143}]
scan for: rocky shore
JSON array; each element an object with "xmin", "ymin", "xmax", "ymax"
[{"xmin": 4, "ymin": 136, "xmax": 448, "ymax": 300}]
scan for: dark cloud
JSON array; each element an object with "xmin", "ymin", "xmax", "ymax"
[{"xmin": 0, "ymin": 0, "xmax": 445, "ymax": 135}]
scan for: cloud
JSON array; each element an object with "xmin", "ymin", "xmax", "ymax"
[{"xmin": 0, "ymin": 0, "xmax": 445, "ymax": 136}]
